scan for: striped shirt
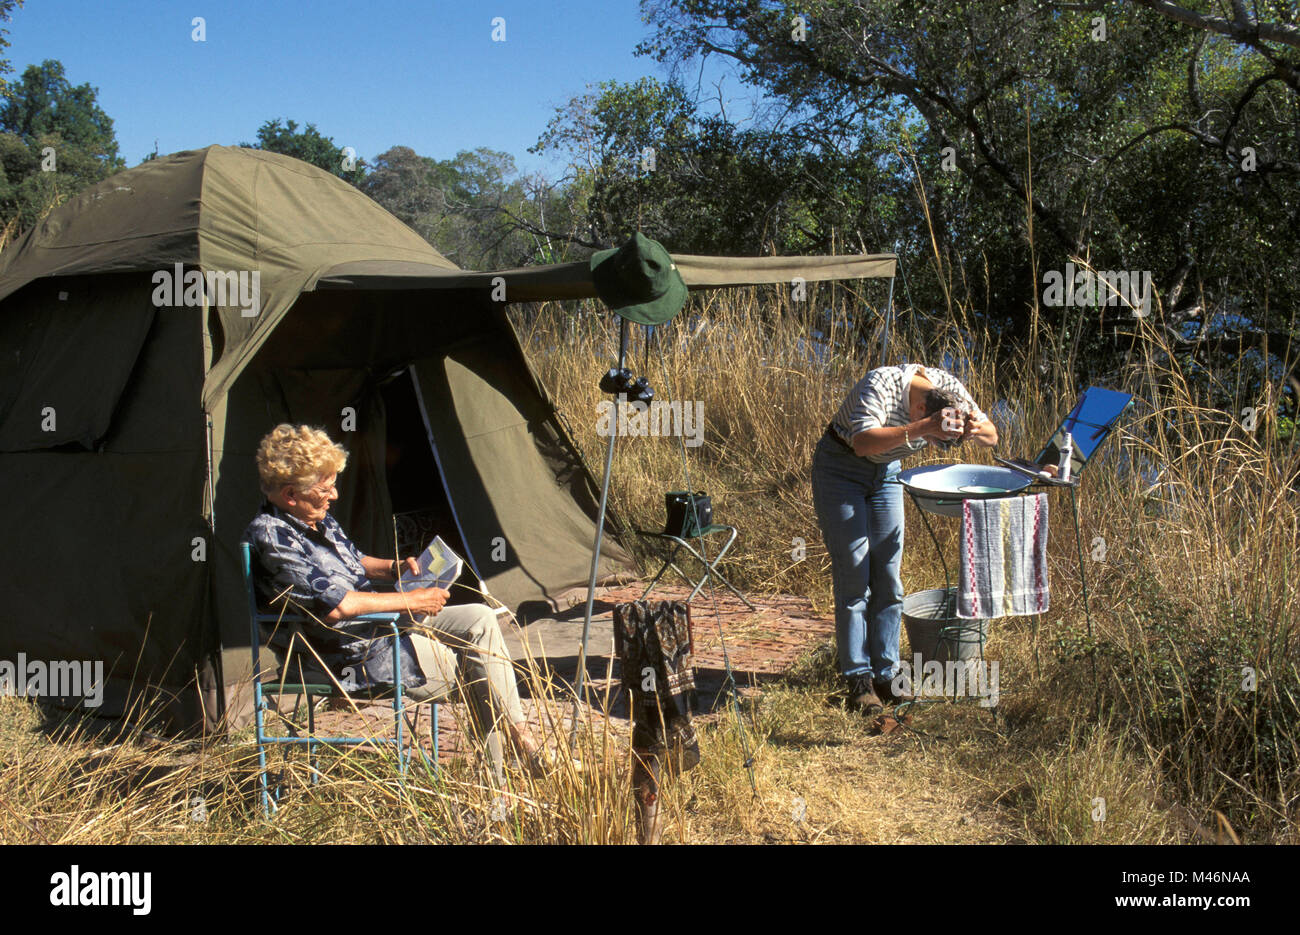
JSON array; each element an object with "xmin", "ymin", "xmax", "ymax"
[{"xmin": 829, "ymin": 363, "xmax": 986, "ymax": 464}]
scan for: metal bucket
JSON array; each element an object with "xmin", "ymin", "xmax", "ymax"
[{"xmin": 902, "ymin": 588, "xmax": 988, "ymax": 664}]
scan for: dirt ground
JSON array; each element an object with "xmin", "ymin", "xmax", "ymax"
[{"xmin": 296, "ymin": 581, "xmax": 827, "ymax": 762}]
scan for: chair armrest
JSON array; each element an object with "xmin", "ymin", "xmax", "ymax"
[
  {"xmin": 256, "ymin": 610, "xmax": 400, "ymax": 625},
  {"xmin": 255, "ymin": 611, "xmax": 309, "ymax": 625}
]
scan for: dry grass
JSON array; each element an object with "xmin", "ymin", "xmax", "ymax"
[{"xmin": 0, "ymin": 662, "xmax": 1023, "ymax": 846}]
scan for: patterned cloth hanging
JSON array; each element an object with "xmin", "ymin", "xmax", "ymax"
[{"xmin": 613, "ymin": 600, "xmax": 701, "ymax": 773}]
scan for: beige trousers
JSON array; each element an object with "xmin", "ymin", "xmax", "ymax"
[{"xmin": 402, "ymin": 604, "xmax": 526, "ymax": 771}]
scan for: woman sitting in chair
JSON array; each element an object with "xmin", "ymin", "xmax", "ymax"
[{"xmin": 241, "ymin": 423, "xmax": 571, "ymax": 779}]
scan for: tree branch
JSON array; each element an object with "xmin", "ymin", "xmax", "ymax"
[
  {"xmin": 1131, "ymin": 0, "xmax": 1300, "ymax": 50},
  {"xmin": 496, "ymin": 203, "xmax": 604, "ymax": 251}
]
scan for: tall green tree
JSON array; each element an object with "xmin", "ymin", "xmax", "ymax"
[
  {"xmin": 242, "ymin": 118, "xmax": 367, "ymax": 187},
  {"xmin": 365, "ymin": 145, "xmax": 557, "ymax": 268},
  {"xmin": 0, "ymin": 59, "xmax": 122, "ymax": 168},
  {"xmin": 526, "ymin": 61, "xmax": 906, "ymax": 263},
  {"xmin": 636, "ymin": 0, "xmax": 1300, "ymax": 388},
  {"xmin": 0, "ymin": 58, "xmax": 124, "ymax": 234},
  {"xmin": 533, "ymin": 77, "xmax": 708, "ymax": 248},
  {"xmin": 0, "ymin": 0, "xmax": 22, "ymax": 97},
  {"xmin": 364, "ymin": 145, "xmax": 446, "ymax": 241}
]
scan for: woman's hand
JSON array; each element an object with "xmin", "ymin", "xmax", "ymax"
[
  {"xmin": 361, "ymin": 553, "xmax": 422, "ymax": 582},
  {"xmin": 923, "ymin": 410, "xmax": 962, "ymax": 443},
  {"xmin": 960, "ymin": 412, "xmax": 999, "ymax": 447},
  {"xmin": 326, "ymin": 586, "xmax": 450, "ymax": 623},
  {"xmin": 404, "ymin": 587, "xmax": 450, "ymax": 617}
]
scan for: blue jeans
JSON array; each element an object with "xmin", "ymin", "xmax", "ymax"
[{"xmin": 810, "ymin": 434, "xmax": 905, "ymax": 682}]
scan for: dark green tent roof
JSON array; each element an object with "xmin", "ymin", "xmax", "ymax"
[
  {"xmin": 0, "ymin": 145, "xmax": 459, "ymax": 408},
  {"xmin": 0, "ymin": 145, "xmax": 896, "ymax": 410}
]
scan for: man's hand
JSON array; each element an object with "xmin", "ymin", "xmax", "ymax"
[
  {"xmin": 960, "ymin": 412, "xmax": 982, "ymax": 442},
  {"xmin": 400, "ymin": 556, "xmax": 420, "ymax": 578}
]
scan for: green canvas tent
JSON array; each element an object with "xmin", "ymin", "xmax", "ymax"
[{"xmin": 0, "ymin": 145, "xmax": 896, "ymax": 731}]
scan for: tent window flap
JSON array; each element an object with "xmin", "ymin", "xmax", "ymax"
[{"xmin": 0, "ymin": 280, "xmax": 157, "ymax": 452}]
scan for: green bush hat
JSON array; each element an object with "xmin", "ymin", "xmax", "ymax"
[{"xmin": 590, "ymin": 231, "xmax": 688, "ymax": 325}]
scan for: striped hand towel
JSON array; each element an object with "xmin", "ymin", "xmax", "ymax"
[{"xmin": 957, "ymin": 493, "xmax": 1050, "ymax": 619}]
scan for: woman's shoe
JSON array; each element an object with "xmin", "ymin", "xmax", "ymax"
[
  {"xmin": 846, "ymin": 676, "xmax": 884, "ymax": 715},
  {"xmin": 527, "ymin": 746, "xmax": 584, "ymax": 777},
  {"xmin": 875, "ymin": 677, "xmax": 915, "ymax": 706}
]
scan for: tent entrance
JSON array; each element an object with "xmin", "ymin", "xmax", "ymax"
[{"xmin": 378, "ymin": 366, "xmax": 481, "ymax": 594}]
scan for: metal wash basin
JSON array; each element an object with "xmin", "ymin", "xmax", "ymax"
[{"xmin": 897, "ymin": 464, "xmax": 1035, "ymax": 517}]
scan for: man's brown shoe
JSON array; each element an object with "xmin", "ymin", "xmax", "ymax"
[{"xmin": 846, "ymin": 676, "xmax": 884, "ymax": 715}]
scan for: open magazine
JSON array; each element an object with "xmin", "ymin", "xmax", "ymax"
[{"xmin": 396, "ymin": 536, "xmax": 464, "ymax": 591}]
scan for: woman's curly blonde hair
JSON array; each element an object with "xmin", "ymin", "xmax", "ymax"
[{"xmin": 255, "ymin": 424, "xmax": 347, "ymax": 495}]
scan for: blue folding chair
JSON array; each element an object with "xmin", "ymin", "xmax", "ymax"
[{"xmin": 241, "ymin": 542, "xmax": 437, "ymax": 817}]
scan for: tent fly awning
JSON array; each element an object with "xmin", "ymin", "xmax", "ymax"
[
  {"xmin": 312, "ymin": 253, "xmax": 898, "ymax": 302},
  {"xmin": 201, "ymin": 251, "xmax": 897, "ymax": 407}
]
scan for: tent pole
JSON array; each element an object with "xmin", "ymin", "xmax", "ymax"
[
  {"xmin": 204, "ymin": 412, "xmax": 217, "ymax": 530},
  {"xmin": 408, "ymin": 364, "xmax": 485, "ymax": 583},
  {"xmin": 570, "ymin": 317, "xmax": 628, "ymax": 746}
]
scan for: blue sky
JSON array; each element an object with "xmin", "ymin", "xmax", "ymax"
[{"xmin": 5, "ymin": 0, "xmax": 698, "ymax": 177}]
